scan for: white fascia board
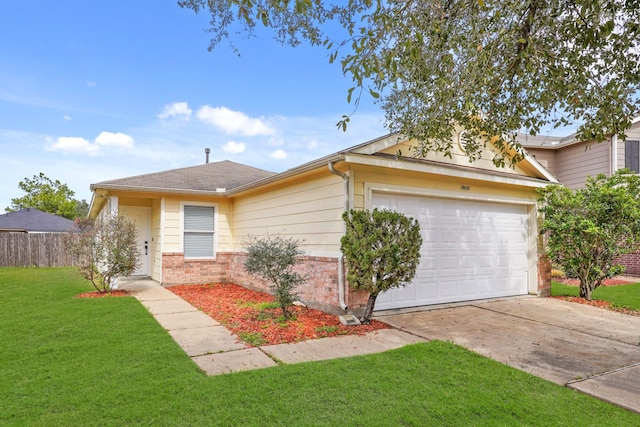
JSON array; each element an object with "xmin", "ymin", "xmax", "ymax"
[
  {"xmin": 350, "ymin": 133, "xmax": 404, "ymax": 155},
  {"xmin": 523, "ymin": 154, "xmax": 560, "ymax": 183},
  {"xmin": 344, "ymin": 153, "xmax": 554, "ymax": 188}
]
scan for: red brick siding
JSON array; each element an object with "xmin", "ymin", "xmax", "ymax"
[
  {"xmin": 537, "ymin": 254, "xmax": 551, "ymax": 297},
  {"xmin": 162, "ymin": 252, "xmax": 365, "ymax": 314},
  {"xmin": 162, "ymin": 252, "xmax": 235, "ymax": 285},
  {"xmin": 615, "ymin": 251, "xmax": 640, "ymax": 276},
  {"xmin": 162, "ymin": 251, "xmax": 548, "ymax": 313}
]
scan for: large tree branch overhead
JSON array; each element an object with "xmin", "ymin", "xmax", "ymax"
[{"xmin": 180, "ymin": 0, "xmax": 640, "ymax": 167}]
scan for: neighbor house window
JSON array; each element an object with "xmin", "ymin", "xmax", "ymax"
[
  {"xmin": 183, "ymin": 205, "xmax": 215, "ymax": 258},
  {"xmin": 625, "ymin": 140, "xmax": 640, "ymax": 173}
]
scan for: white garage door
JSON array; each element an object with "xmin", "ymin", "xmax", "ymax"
[{"xmin": 373, "ymin": 192, "xmax": 529, "ymax": 310}]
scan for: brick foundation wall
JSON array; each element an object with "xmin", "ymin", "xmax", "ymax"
[
  {"xmin": 162, "ymin": 252, "xmax": 235, "ymax": 285},
  {"xmin": 537, "ymin": 253, "xmax": 551, "ymax": 297},
  {"xmin": 162, "ymin": 251, "xmax": 360, "ymax": 314},
  {"xmin": 615, "ymin": 251, "xmax": 640, "ymax": 276},
  {"xmin": 162, "ymin": 251, "xmax": 549, "ymax": 314}
]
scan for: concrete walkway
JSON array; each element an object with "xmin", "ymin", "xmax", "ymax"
[
  {"xmin": 121, "ymin": 279, "xmax": 640, "ymax": 414},
  {"xmin": 378, "ymin": 297, "xmax": 640, "ymax": 414},
  {"xmin": 120, "ymin": 278, "xmax": 425, "ymax": 376}
]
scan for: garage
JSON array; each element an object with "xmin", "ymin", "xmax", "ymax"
[{"xmin": 373, "ymin": 191, "xmax": 530, "ymax": 310}]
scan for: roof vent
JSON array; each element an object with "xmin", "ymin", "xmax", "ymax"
[{"xmin": 205, "ymin": 147, "xmax": 210, "ymax": 164}]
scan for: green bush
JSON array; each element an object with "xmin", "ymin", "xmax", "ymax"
[
  {"xmin": 341, "ymin": 209, "xmax": 422, "ymax": 323},
  {"xmin": 244, "ymin": 234, "xmax": 306, "ymax": 319}
]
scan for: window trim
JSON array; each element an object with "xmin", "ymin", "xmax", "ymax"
[{"xmin": 180, "ymin": 201, "xmax": 218, "ymax": 260}]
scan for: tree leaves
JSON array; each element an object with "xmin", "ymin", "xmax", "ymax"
[
  {"xmin": 65, "ymin": 214, "xmax": 140, "ymax": 293},
  {"xmin": 340, "ymin": 209, "xmax": 422, "ymax": 295},
  {"xmin": 182, "ymin": 0, "xmax": 640, "ymax": 167},
  {"xmin": 7, "ymin": 172, "xmax": 87, "ymax": 219},
  {"xmin": 244, "ymin": 234, "xmax": 306, "ymax": 318},
  {"xmin": 539, "ymin": 170, "xmax": 640, "ymax": 300}
]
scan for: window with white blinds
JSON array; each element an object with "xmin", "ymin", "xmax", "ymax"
[{"xmin": 183, "ymin": 205, "xmax": 215, "ymax": 258}]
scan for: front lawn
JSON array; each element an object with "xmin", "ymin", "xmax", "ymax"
[
  {"xmin": 1, "ymin": 268, "xmax": 639, "ymax": 425},
  {"xmin": 552, "ymin": 280, "xmax": 640, "ymax": 312}
]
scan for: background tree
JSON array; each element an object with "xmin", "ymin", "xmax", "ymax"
[
  {"xmin": 7, "ymin": 172, "xmax": 88, "ymax": 219},
  {"xmin": 539, "ymin": 170, "xmax": 640, "ymax": 301},
  {"xmin": 65, "ymin": 214, "xmax": 140, "ymax": 293},
  {"xmin": 74, "ymin": 199, "xmax": 90, "ymax": 219},
  {"xmin": 340, "ymin": 209, "xmax": 422, "ymax": 323},
  {"xmin": 180, "ymin": 0, "xmax": 640, "ymax": 167},
  {"xmin": 244, "ymin": 234, "xmax": 306, "ymax": 319}
]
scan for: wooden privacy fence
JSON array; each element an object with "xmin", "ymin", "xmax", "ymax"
[{"xmin": 0, "ymin": 233, "xmax": 77, "ymax": 267}]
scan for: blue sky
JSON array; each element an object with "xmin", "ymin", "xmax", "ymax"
[{"xmin": 0, "ymin": 1, "xmax": 387, "ymax": 212}]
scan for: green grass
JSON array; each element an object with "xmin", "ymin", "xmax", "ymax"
[
  {"xmin": 2, "ymin": 268, "xmax": 639, "ymax": 426},
  {"xmin": 552, "ymin": 280, "xmax": 640, "ymax": 310}
]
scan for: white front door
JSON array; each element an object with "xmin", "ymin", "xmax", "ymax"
[{"xmin": 119, "ymin": 206, "xmax": 151, "ymax": 276}]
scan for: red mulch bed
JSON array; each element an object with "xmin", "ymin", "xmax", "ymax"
[
  {"xmin": 169, "ymin": 283, "xmax": 389, "ymax": 346},
  {"xmin": 552, "ymin": 276, "xmax": 640, "ymax": 317},
  {"xmin": 76, "ymin": 290, "xmax": 130, "ymax": 298}
]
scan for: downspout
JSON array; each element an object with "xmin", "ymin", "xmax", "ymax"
[
  {"xmin": 328, "ymin": 162, "xmax": 349, "ymax": 312},
  {"xmin": 611, "ymin": 134, "xmax": 618, "ymax": 176}
]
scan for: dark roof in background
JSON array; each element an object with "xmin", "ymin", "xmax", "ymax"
[
  {"xmin": 91, "ymin": 160, "xmax": 276, "ymax": 193},
  {"xmin": 0, "ymin": 208, "xmax": 76, "ymax": 232}
]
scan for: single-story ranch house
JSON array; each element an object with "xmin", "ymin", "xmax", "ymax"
[{"xmin": 89, "ymin": 132, "xmax": 556, "ymax": 315}]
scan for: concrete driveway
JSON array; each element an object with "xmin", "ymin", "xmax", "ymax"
[{"xmin": 377, "ymin": 297, "xmax": 640, "ymax": 414}]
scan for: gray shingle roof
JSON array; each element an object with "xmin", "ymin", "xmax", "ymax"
[
  {"xmin": 91, "ymin": 160, "xmax": 276, "ymax": 193},
  {"xmin": 0, "ymin": 208, "xmax": 76, "ymax": 232}
]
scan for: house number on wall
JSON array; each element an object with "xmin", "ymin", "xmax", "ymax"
[{"xmin": 461, "ymin": 185, "xmax": 470, "ymax": 191}]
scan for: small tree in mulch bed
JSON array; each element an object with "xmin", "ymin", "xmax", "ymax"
[
  {"xmin": 244, "ymin": 235, "xmax": 305, "ymax": 319},
  {"xmin": 341, "ymin": 209, "xmax": 422, "ymax": 324},
  {"xmin": 65, "ymin": 213, "xmax": 140, "ymax": 293},
  {"xmin": 539, "ymin": 169, "xmax": 640, "ymax": 301}
]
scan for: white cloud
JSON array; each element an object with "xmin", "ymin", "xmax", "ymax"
[
  {"xmin": 158, "ymin": 102, "xmax": 192, "ymax": 121},
  {"xmin": 50, "ymin": 136, "xmax": 100, "ymax": 156},
  {"xmin": 196, "ymin": 105, "xmax": 276, "ymax": 136},
  {"xmin": 95, "ymin": 131, "xmax": 135, "ymax": 148},
  {"xmin": 221, "ymin": 141, "xmax": 246, "ymax": 154},
  {"xmin": 86, "ymin": 80, "xmax": 96, "ymax": 88},
  {"xmin": 48, "ymin": 131, "xmax": 135, "ymax": 156},
  {"xmin": 269, "ymin": 149, "xmax": 287, "ymax": 160},
  {"xmin": 307, "ymin": 140, "xmax": 318, "ymax": 150},
  {"xmin": 63, "ymin": 115, "xmax": 72, "ymax": 122}
]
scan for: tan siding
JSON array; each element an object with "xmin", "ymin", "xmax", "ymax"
[
  {"xmin": 162, "ymin": 196, "xmax": 233, "ymax": 253},
  {"xmin": 163, "ymin": 198, "xmax": 181, "ymax": 251},
  {"xmin": 627, "ymin": 121, "xmax": 640, "ymax": 140},
  {"xmin": 216, "ymin": 202, "xmax": 233, "ymax": 251},
  {"xmin": 351, "ymin": 164, "xmax": 539, "ymax": 211},
  {"xmin": 526, "ymin": 148, "xmax": 557, "ymax": 176},
  {"xmin": 381, "ymin": 138, "xmax": 528, "ymax": 176},
  {"xmin": 617, "ymin": 137, "xmax": 625, "ymax": 171},
  {"xmin": 555, "ymin": 141, "xmax": 610, "ymax": 189},
  {"xmin": 233, "ymin": 172, "xmax": 346, "ymax": 254}
]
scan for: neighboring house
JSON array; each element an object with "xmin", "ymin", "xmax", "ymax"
[
  {"xmin": 89, "ymin": 133, "xmax": 556, "ymax": 315},
  {"xmin": 0, "ymin": 208, "xmax": 76, "ymax": 233},
  {"xmin": 522, "ymin": 116, "xmax": 640, "ymax": 275},
  {"xmin": 521, "ymin": 116, "xmax": 640, "ymax": 190}
]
